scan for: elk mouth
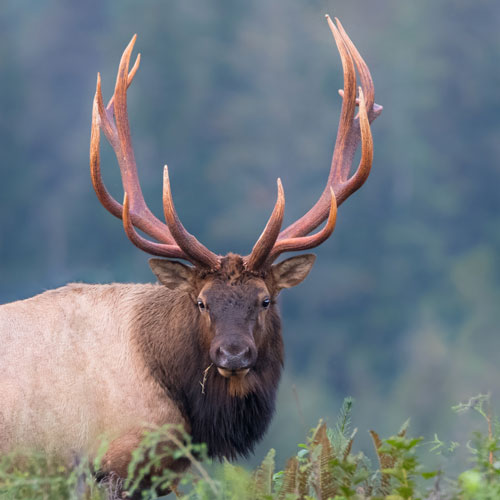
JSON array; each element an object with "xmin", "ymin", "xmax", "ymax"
[{"xmin": 217, "ymin": 367, "xmax": 250, "ymax": 379}]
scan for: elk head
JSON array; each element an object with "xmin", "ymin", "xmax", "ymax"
[{"xmin": 90, "ymin": 16, "xmax": 382, "ymax": 382}]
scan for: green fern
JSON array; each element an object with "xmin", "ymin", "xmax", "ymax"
[
  {"xmin": 369, "ymin": 429, "xmax": 395, "ymax": 495},
  {"xmin": 311, "ymin": 422, "xmax": 338, "ymax": 499},
  {"xmin": 277, "ymin": 457, "xmax": 299, "ymax": 500},
  {"xmin": 254, "ymin": 448, "xmax": 276, "ymax": 498},
  {"xmin": 327, "ymin": 397, "xmax": 354, "ymax": 458}
]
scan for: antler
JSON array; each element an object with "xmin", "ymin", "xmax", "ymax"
[
  {"xmin": 245, "ymin": 16, "xmax": 382, "ymax": 270},
  {"xmin": 91, "ymin": 20, "xmax": 380, "ymax": 273},
  {"xmin": 90, "ymin": 35, "xmax": 220, "ymax": 269}
]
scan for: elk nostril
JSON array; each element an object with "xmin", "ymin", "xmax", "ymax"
[
  {"xmin": 241, "ymin": 346, "xmax": 251, "ymax": 361},
  {"xmin": 217, "ymin": 346, "xmax": 230, "ymax": 359}
]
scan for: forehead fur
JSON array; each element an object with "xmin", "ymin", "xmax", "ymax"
[{"xmin": 199, "ymin": 253, "xmax": 268, "ymax": 286}]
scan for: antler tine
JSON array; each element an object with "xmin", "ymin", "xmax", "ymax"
[
  {"xmin": 266, "ymin": 188, "xmax": 337, "ymax": 266},
  {"xmin": 335, "ymin": 19, "xmax": 373, "ymax": 112},
  {"xmin": 90, "ymin": 35, "xmax": 176, "ymax": 245},
  {"xmin": 106, "ymin": 50, "xmax": 141, "ymax": 113},
  {"xmin": 327, "ymin": 16, "xmax": 358, "ymax": 185},
  {"xmin": 123, "ymin": 193, "xmax": 186, "ymax": 259},
  {"xmin": 349, "ymin": 87, "xmax": 373, "ymax": 188},
  {"xmin": 163, "ymin": 166, "xmax": 220, "ymax": 270},
  {"xmin": 277, "ymin": 16, "xmax": 381, "ymax": 242},
  {"xmin": 335, "ymin": 17, "xmax": 383, "ymax": 120},
  {"xmin": 245, "ymin": 179, "xmax": 285, "ymax": 270},
  {"xmin": 90, "ymin": 89, "xmax": 123, "ymax": 220}
]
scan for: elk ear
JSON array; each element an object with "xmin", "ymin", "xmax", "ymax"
[
  {"xmin": 272, "ymin": 254, "xmax": 316, "ymax": 291},
  {"xmin": 149, "ymin": 259, "xmax": 195, "ymax": 291}
]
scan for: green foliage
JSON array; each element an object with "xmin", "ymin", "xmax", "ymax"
[
  {"xmin": 4, "ymin": 395, "xmax": 500, "ymax": 499},
  {"xmin": 254, "ymin": 449, "xmax": 276, "ymax": 498},
  {"xmin": 453, "ymin": 394, "xmax": 500, "ymax": 500},
  {"xmin": 0, "ymin": 451, "xmax": 103, "ymax": 500}
]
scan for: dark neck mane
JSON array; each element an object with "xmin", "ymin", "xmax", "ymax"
[{"xmin": 182, "ymin": 363, "xmax": 280, "ymax": 459}]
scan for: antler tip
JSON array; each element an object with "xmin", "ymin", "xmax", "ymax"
[
  {"xmin": 94, "ymin": 76, "xmax": 102, "ymax": 106},
  {"xmin": 326, "ymin": 16, "xmax": 340, "ymax": 38},
  {"xmin": 94, "ymin": 74, "xmax": 105, "ymax": 115},
  {"xmin": 333, "ymin": 17, "xmax": 344, "ymax": 30},
  {"xmin": 276, "ymin": 178, "xmax": 285, "ymax": 206},
  {"xmin": 122, "ymin": 34, "xmax": 138, "ymax": 62},
  {"xmin": 162, "ymin": 165, "xmax": 175, "ymax": 214}
]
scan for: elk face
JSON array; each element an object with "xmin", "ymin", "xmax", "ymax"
[
  {"xmin": 149, "ymin": 253, "xmax": 316, "ymax": 379},
  {"xmin": 200, "ymin": 277, "xmax": 266, "ymax": 377}
]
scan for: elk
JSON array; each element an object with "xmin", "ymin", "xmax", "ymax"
[{"xmin": 0, "ymin": 16, "xmax": 381, "ymax": 499}]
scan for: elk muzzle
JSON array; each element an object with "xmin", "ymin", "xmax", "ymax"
[{"xmin": 210, "ymin": 336, "xmax": 257, "ymax": 378}]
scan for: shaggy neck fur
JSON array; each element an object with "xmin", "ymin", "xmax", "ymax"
[{"xmin": 133, "ymin": 258, "xmax": 284, "ymax": 459}]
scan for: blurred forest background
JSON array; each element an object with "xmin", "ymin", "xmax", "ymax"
[{"xmin": 1, "ymin": 0, "xmax": 500, "ymax": 468}]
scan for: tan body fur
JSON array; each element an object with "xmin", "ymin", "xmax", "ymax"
[{"xmin": 0, "ymin": 283, "xmax": 185, "ymax": 463}]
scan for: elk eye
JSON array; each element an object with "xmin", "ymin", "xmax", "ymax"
[
  {"xmin": 262, "ymin": 298, "xmax": 271, "ymax": 308},
  {"xmin": 197, "ymin": 299, "xmax": 205, "ymax": 310}
]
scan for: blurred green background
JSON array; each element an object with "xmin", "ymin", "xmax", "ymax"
[{"xmin": 1, "ymin": 0, "xmax": 500, "ymax": 467}]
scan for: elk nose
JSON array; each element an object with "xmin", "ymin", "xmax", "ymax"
[{"xmin": 216, "ymin": 345, "xmax": 253, "ymax": 371}]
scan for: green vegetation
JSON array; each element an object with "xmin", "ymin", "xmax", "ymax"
[{"xmin": 1, "ymin": 395, "xmax": 500, "ymax": 499}]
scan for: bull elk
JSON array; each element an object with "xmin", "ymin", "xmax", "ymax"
[{"xmin": 0, "ymin": 16, "xmax": 382, "ymax": 499}]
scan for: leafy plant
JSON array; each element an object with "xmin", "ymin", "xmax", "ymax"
[
  {"xmin": 2, "ymin": 395, "xmax": 500, "ymax": 499},
  {"xmin": 453, "ymin": 393, "xmax": 500, "ymax": 500},
  {"xmin": 0, "ymin": 450, "xmax": 103, "ymax": 500}
]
